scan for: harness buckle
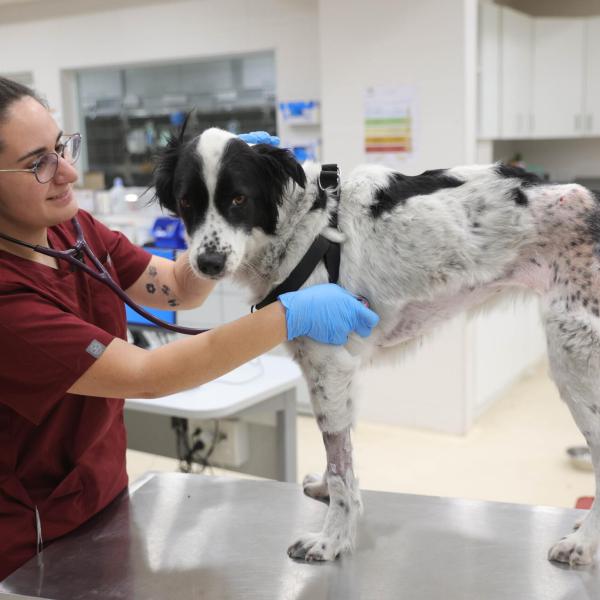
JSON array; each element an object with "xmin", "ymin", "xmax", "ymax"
[{"xmin": 318, "ymin": 165, "xmax": 340, "ymax": 194}]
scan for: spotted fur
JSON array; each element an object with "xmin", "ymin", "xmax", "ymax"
[{"xmin": 155, "ymin": 127, "xmax": 600, "ymax": 566}]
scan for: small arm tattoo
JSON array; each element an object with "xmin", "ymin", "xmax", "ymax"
[{"xmin": 145, "ymin": 264, "xmax": 181, "ymax": 307}]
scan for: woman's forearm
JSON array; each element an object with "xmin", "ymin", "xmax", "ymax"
[
  {"xmin": 68, "ymin": 301, "xmax": 288, "ymax": 399},
  {"xmin": 143, "ymin": 301, "xmax": 287, "ymax": 396}
]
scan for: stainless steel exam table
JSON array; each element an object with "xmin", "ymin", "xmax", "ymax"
[{"xmin": 1, "ymin": 472, "xmax": 598, "ymax": 600}]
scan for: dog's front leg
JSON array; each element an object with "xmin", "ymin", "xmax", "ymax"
[
  {"xmin": 288, "ymin": 427, "xmax": 360, "ymax": 561},
  {"xmin": 287, "ymin": 341, "xmax": 362, "ymax": 561}
]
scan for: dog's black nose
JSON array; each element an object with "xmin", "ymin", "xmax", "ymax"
[{"xmin": 197, "ymin": 252, "xmax": 226, "ymax": 276}]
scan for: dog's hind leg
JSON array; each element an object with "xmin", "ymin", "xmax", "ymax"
[
  {"xmin": 288, "ymin": 341, "xmax": 361, "ymax": 561},
  {"xmin": 544, "ymin": 302, "xmax": 600, "ymax": 566}
]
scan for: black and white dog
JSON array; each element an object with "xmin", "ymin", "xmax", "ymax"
[{"xmin": 155, "ymin": 126, "xmax": 600, "ymax": 566}]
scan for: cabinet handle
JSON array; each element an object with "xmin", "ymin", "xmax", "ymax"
[
  {"xmin": 575, "ymin": 114, "xmax": 582, "ymax": 131},
  {"xmin": 587, "ymin": 114, "xmax": 594, "ymax": 132},
  {"xmin": 529, "ymin": 114, "xmax": 535, "ymax": 133}
]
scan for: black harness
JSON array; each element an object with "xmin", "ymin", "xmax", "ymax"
[{"xmin": 252, "ymin": 164, "xmax": 342, "ymax": 311}]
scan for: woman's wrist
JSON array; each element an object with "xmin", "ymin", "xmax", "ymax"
[{"xmin": 173, "ymin": 252, "xmax": 216, "ymax": 307}]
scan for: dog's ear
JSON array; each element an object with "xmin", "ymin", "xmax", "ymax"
[
  {"xmin": 153, "ymin": 135, "xmax": 181, "ymax": 214},
  {"xmin": 252, "ymin": 144, "xmax": 307, "ymax": 190},
  {"xmin": 152, "ymin": 113, "xmax": 194, "ymax": 213}
]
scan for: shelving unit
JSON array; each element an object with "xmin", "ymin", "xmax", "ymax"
[{"xmin": 77, "ymin": 53, "xmax": 277, "ymax": 187}]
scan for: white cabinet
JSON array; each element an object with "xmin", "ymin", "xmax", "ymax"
[
  {"xmin": 478, "ymin": 6, "xmax": 600, "ymax": 140},
  {"xmin": 585, "ymin": 17, "xmax": 600, "ymax": 136},
  {"xmin": 500, "ymin": 7, "xmax": 533, "ymax": 138},
  {"xmin": 532, "ymin": 18, "xmax": 585, "ymax": 137},
  {"xmin": 478, "ymin": 2, "xmax": 500, "ymax": 138}
]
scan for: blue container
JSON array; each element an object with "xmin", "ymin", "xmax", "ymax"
[{"xmin": 151, "ymin": 216, "xmax": 187, "ymax": 249}]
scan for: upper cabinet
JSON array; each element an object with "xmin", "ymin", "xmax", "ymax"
[
  {"xmin": 478, "ymin": 2, "xmax": 501, "ymax": 138},
  {"xmin": 500, "ymin": 7, "xmax": 533, "ymax": 139},
  {"xmin": 478, "ymin": 5, "xmax": 600, "ymax": 140},
  {"xmin": 585, "ymin": 16, "xmax": 600, "ymax": 136},
  {"xmin": 532, "ymin": 18, "xmax": 585, "ymax": 138}
]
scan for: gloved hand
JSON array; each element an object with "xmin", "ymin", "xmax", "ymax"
[
  {"xmin": 278, "ymin": 283, "xmax": 379, "ymax": 345},
  {"xmin": 238, "ymin": 131, "xmax": 280, "ymax": 146}
]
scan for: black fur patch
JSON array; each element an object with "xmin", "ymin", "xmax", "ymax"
[
  {"xmin": 212, "ymin": 139, "xmax": 306, "ymax": 235},
  {"xmin": 173, "ymin": 145, "xmax": 210, "ymax": 233},
  {"xmin": 311, "ymin": 186, "xmax": 328, "ymax": 212},
  {"xmin": 511, "ymin": 187, "xmax": 529, "ymax": 206},
  {"xmin": 585, "ymin": 206, "xmax": 600, "ymax": 246},
  {"xmin": 370, "ymin": 169, "xmax": 464, "ymax": 218},
  {"xmin": 495, "ymin": 163, "xmax": 543, "ymax": 187}
]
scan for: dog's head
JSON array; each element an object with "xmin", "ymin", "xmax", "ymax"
[{"xmin": 154, "ymin": 126, "xmax": 306, "ymax": 279}]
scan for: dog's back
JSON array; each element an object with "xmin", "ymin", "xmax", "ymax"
[{"xmin": 336, "ymin": 162, "xmax": 600, "ymax": 347}]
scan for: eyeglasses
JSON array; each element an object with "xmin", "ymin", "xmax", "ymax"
[{"xmin": 0, "ymin": 133, "xmax": 82, "ymax": 184}]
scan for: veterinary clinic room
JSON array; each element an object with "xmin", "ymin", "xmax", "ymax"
[{"xmin": 3, "ymin": 0, "xmax": 600, "ymax": 597}]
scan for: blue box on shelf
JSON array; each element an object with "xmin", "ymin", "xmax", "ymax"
[{"xmin": 151, "ymin": 216, "xmax": 187, "ymax": 249}]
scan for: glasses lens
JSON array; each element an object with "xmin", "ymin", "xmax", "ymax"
[
  {"xmin": 35, "ymin": 153, "xmax": 58, "ymax": 183},
  {"xmin": 62, "ymin": 134, "xmax": 81, "ymax": 164}
]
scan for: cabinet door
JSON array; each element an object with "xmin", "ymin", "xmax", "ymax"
[
  {"xmin": 532, "ymin": 18, "xmax": 585, "ymax": 138},
  {"xmin": 585, "ymin": 17, "xmax": 600, "ymax": 136},
  {"xmin": 500, "ymin": 7, "xmax": 533, "ymax": 139},
  {"xmin": 478, "ymin": 3, "xmax": 500, "ymax": 139}
]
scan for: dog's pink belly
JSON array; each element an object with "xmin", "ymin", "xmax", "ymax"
[{"xmin": 379, "ymin": 285, "xmax": 506, "ymax": 347}]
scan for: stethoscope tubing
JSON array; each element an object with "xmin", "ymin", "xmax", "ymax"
[{"xmin": 0, "ymin": 218, "xmax": 208, "ymax": 335}]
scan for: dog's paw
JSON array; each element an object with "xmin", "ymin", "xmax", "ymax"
[
  {"xmin": 548, "ymin": 532, "xmax": 596, "ymax": 566},
  {"xmin": 302, "ymin": 473, "xmax": 330, "ymax": 504},
  {"xmin": 287, "ymin": 532, "xmax": 349, "ymax": 562}
]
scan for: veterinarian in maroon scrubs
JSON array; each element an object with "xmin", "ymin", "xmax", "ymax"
[{"xmin": 0, "ymin": 77, "xmax": 379, "ymax": 579}]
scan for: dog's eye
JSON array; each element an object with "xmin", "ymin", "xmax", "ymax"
[
  {"xmin": 179, "ymin": 197, "xmax": 191, "ymax": 210},
  {"xmin": 232, "ymin": 195, "xmax": 247, "ymax": 207}
]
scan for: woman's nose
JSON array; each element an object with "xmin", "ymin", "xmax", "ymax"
[{"xmin": 53, "ymin": 155, "xmax": 79, "ymax": 184}]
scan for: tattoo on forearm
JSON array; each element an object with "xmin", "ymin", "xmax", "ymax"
[
  {"xmin": 144, "ymin": 265, "xmax": 181, "ymax": 306},
  {"xmin": 146, "ymin": 266, "xmax": 181, "ymax": 308},
  {"xmin": 161, "ymin": 283, "xmax": 180, "ymax": 306}
]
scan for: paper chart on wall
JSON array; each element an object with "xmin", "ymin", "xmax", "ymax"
[{"xmin": 364, "ymin": 85, "xmax": 417, "ymax": 167}]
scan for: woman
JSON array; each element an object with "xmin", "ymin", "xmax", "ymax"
[{"xmin": 0, "ymin": 77, "xmax": 379, "ymax": 579}]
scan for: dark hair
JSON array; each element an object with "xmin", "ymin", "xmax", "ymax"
[{"xmin": 0, "ymin": 76, "xmax": 45, "ymax": 152}]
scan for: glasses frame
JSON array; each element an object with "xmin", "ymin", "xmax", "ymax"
[{"xmin": 0, "ymin": 133, "xmax": 82, "ymax": 184}]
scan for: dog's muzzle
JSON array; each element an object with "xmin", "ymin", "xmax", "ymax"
[{"xmin": 196, "ymin": 252, "xmax": 226, "ymax": 277}]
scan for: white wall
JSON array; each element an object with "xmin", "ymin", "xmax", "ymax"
[
  {"xmin": 318, "ymin": 0, "xmax": 478, "ymax": 174},
  {"xmin": 0, "ymin": 0, "xmax": 320, "ymax": 140}
]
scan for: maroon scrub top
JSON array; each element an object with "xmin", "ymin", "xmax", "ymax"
[{"xmin": 0, "ymin": 210, "xmax": 152, "ymax": 579}]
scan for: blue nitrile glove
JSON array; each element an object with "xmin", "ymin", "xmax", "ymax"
[
  {"xmin": 238, "ymin": 131, "xmax": 280, "ymax": 146},
  {"xmin": 278, "ymin": 283, "xmax": 380, "ymax": 345}
]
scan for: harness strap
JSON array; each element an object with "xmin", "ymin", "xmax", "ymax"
[
  {"xmin": 252, "ymin": 164, "xmax": 341, "ymax": 311},
  {"xmin": 253, "ymin": 234, "xmax": 333, "ymax": 311}
]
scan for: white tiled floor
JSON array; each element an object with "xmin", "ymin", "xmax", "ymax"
[{"xmin": 126, "ymin": 360, "xmax": 595, "ymax": 508}]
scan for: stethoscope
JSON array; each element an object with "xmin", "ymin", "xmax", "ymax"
[{"xmin": 0, "ymin": 217, "xmax": 207, "ymax": 335}]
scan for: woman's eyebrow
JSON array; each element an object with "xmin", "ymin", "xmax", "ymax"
[{"xmin": 16, "ymin": 131, "xmax": 64, "ymax": 163}]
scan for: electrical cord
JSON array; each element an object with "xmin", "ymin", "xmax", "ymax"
[{"xmin": 171, "ymin": 417, "xmax": 226, "ymax": 473}]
